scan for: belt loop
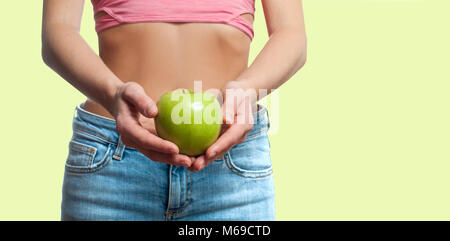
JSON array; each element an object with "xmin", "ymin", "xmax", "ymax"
[
  {"xmin": 112, "ymin": 135, "xmax": 126, "ymax": 161},
  {"xmin": 265, "ymin": 107, "xmax": 270, "ymax": 130}
]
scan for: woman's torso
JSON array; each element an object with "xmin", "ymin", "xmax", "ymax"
[{"xmin": 83, "ymin": 18, "xmax": 253, "ymax": 128}]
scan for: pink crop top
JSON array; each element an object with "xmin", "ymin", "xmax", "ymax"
[{"xmin": 91, "ymin": 0, "xmax": 256, "ymax": 39}]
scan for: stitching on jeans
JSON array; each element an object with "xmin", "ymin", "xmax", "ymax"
[
  {"xmin": 165, "ymin": 165, "xmax": 173, "ymax": 220},
  {"xmin": 243, "ymin": 127, "xmax": 268, "ymax": 142},
  {"xmin": 65, "ymin": 144, "xmax": 113, "ymax": 173},
  {"xmin": 65, "ymin": 144, "xmax": 110, "ymax": 170},
  {"xmin": 169, "ymin": 179, "xmax": 192, "ymax": 217},
  {"xmin": 73, "ymin": 127, "xmax": 115, "ymax": 145},
  {"xmin": 165, "ymin": 169, "xmax": 190, "ymax": 215},
  {"xmin": 169, "ymin": 171, "xmax": 192, "ymax": 218},
  {"xmin": 227, "ymin": 152, "xmax": 272, "ymax": 174},
  {"xmin": 166, "ymin": 195, "xmax": 192, "ymax": 218},
  {"xmin": 165, "ymin": 168, "xmax": 188, "ymax": 214},
  {"xmin": 73, "ymin": 127, "xmax": 138, "ymax": 152},
  {"xmin": 67, "ymin": 140, "xmax": 97, "ymax": 167},
  {"xmin": 166, "ymin": 168, "xmax": 192, "ymax": 218},
  {"xmin": 112, "ymin": 136, "xmax": 125, "ymax": 161},
  {"xmin": 224, "ymin": 153, "xmax": 273, "ymax": 178},
  {"xmin": 69, "ymin": 140, "xmax": 97, "ymax": 155}
]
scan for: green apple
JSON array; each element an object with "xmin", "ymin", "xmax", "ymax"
[{"xmin": 155, "ymin": 89, "xmax": 222, "ymax": 156}]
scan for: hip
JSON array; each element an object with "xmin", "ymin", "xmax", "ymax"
[{"xmin": 61, "ymin": 102, "xmax": 275, "ymax": 220}]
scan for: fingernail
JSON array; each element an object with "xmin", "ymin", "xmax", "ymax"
[
  {"xmin": 147, "ymin": 106, "xmax": 157, "ymax": 116},
  {"xmin": 170, "ymin": 146, "xmax": 179, "ymax": 154},
  {"xmin": 227, "ymin": 115, "xmax": 234, "ymax": 124},
  {"xmin": 225, "ymin": 115, "xmax": 231, "ymax": 124}
]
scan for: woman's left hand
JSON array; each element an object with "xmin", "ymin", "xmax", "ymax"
[{"xmin": 189, "ymin": 81, "xmax": 256, "ymax": 172}]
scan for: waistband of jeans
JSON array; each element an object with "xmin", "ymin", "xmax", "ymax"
[
  {"xmin": 75, "ymin": 102, "xmax": 117, "ymax": 130},
  {"xmin": 74, "ymin": 102, "xmax": 269, "ymax": 134}
]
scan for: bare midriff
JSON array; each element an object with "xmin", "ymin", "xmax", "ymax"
[{"xmin": 82, "ymin": 18, "xmax": 253, "ymax": 131}]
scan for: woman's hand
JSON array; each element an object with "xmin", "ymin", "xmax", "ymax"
[
  {"xmin": 110, "ymin": 82, "xmax": 192, "ymax": 167},
  {"xmin": 189, "ymin": 81, "xmax": 256, "ymax": 171}
]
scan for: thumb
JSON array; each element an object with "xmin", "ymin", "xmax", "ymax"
[{"xmin": 122, "ymin": 82, "xmax": 158, "ymax": 118}]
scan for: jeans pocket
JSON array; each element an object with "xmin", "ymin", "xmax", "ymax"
[
  {"xmin": 65, "ymin": 139, "xmax": 113, "ymax": 174},
  {"xmin": 224, "ymin": 130, "xmax": 273, "ymax": 178}
]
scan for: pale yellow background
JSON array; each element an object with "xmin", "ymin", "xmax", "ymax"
[{"xmin": 0, "ymin": 0, "xmax": 449, "ymax": 220}]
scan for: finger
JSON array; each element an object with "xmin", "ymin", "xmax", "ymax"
[
  {"xmin": 222, "ymin": 93, "xmax": 236, "ymax": 125},
  {"xmin": 140, "ymin": 149, "xmax": 192, "ymax": 167},
  {"xmin": 117, "ymin": 115, "xmax": 179, "ymax": 154},
  {"xmin": 238, "ymin": 134, "xmax": 247, "ymax": 144},
  {"xmin": 198, "ymin": 136, "xmax": 242, "ymax": 170},
  {"xmin": 120, "ymin": 135, "xmax": 140, "ymax": 149},
  {"xmin": 190, "ymin": 156, "xmax": 196, "ymax": 164},
  {"xmin": 219, "ymin": 124, "xmax": 229, "ymax": 135},
  {"xmin": 204, "ymin": 142, "xmax": 234, "ymax": 167},
  {"xmin": 205, "ymin": 123, "xmax": 252, "ymax": 160},
  {"xmin": 189, "ymin": 155, "xmax": 206, "ymax": 172},
  {"xmin": 188, "ymin": 157, "xmax": 199, "ymax": 171},
  {"xmin": 235, "ymin": 94, "xmax": 254, "ymax": 125},
  {"xmin": 122, "ymin": 83, "xmax": 158, "ymax": 118}
]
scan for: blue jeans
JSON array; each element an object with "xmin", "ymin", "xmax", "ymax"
[{"xmin": 61, "ymin": 102, "xmax": 275, "ymax": 221}]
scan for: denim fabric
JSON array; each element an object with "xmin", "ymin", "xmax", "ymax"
[{"xmin": 61, "ymin": 102, "xmax": 275, "ymax": 221}]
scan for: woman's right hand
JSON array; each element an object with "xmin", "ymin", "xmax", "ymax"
[{"xmin": 109, "ymin": 82, "xmax": 192, "ymax": 167}]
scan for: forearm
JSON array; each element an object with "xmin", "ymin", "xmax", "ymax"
[
  {"xmin": 42, "ymin": 23, "xmax": 122, "ymax": 114},
  {"xmin": 235, "ymin": 28, "xmax": 307, "ymax": 99}
]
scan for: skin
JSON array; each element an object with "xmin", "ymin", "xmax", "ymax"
[{"xmin": 42, "ymin": 0, "xmax": 307, "ymax": 171}]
